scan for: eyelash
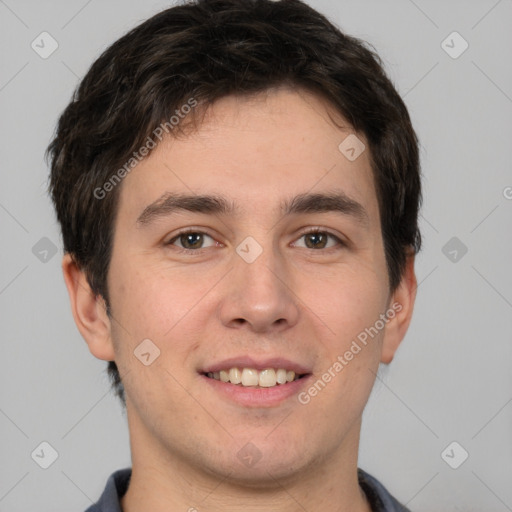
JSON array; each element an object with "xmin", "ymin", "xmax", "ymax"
[{"xmin": 165, "ymin": 227, "xmax": 345, "ymax": 255}]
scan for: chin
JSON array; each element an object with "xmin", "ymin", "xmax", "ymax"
[{"xmin": 201, "ymin": 440, "xmax": 314, "ymax": 488}]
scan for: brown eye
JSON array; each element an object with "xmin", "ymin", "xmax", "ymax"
[
  {"xmin": 294, "ymin": 230, "xmax": 343, "ymax": 250},
  {"xmin": 167, "ymin": 231, "xmax": 216, "ymax": 251},
  {"xmin": 304, "ymin": 232, "xmax": 328, "ymax": 249}
]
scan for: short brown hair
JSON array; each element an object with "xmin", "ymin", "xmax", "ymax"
[{"xmin": 47, "ymin": 0, "xmax": 422, "ymax": 408}]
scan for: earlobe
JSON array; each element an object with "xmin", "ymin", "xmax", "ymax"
[
  {"xmin": 62, "ymin": 254, "xmax": 116, "ymax": 361},
  {"xmin": 380, "ymin": 252, "xmax": 417, "ymax": 364}
]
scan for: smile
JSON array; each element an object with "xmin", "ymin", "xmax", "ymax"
[{"xmin": 205, "ymin": 367, "xmax": 305, "ymax": 388}]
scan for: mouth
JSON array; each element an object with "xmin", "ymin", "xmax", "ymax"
[
  {"xmin": 199, "ymin": 357, "xmax": 312, "ymax": 407},
  {"xmin": 202, "ymin": 367, "xmax": 309, "ymax": 388}
]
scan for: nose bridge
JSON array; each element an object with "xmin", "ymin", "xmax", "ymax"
[
  {"xmin": 218, "ymin": 232, "xmax": 300, "ymax": 332},
  {"xmin": 238, "ymin": 238, "xmax": 283, "ymax": 293}
]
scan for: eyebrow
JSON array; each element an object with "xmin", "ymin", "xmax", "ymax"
[{"xmin": 136, "ymin": 190, "xmax": 369, "ymax": 227}]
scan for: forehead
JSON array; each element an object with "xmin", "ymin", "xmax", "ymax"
[{"xmin": 117, "ymin": 88, "xmax": 379, "ymax": 225}]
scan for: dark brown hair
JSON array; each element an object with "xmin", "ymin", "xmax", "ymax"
[{"xmin": 47, "ymin": 0, "xmax": 422, "ymax": 408}]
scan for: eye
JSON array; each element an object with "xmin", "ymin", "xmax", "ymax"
[
  {"xmin": 166, "ymin": 229, "xmax": 218, "ymax": 252},
  {"xmin": 292, "ymin": 229, "xmax": 344, "ymax": 250},
  {"xmin": 165, "ymin": 228, "xmax": 345, "ymax": 254}
]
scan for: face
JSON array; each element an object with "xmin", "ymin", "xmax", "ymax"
[{"xmin": 84, "ymin": 88, "xmax": 411, "ymax": 485}]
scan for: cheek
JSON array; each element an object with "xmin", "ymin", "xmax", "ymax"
[
  {"xmin": 322, "ymin": 269, "xmax": 388, "ymax": 386},
  {"xmin": 300, "ymin": 274, "xmax": 386, "ymax": 422},
  {"xmin": 108, "ymin": 258, "xmax": 220, "ymax": 348},
  {"xmin": 304, "ymin": 265, "xmax": 388, "ymax": 342},
  {"xmin": 107, "ymin": 261, "xmax": 207, "ymax": 406}
]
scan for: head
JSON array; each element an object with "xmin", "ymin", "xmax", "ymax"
[{"xmin": 47, "ymin": 0, "xmax": 421, "ymax": 485}]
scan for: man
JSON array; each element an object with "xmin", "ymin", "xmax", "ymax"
[{"xmin": 47, "ymin": 0, "xmax": 421, "ymax": 510}]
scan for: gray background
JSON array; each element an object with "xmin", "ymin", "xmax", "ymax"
[{"xmin": 1, "ymin": 0, "xmax": 511, "ymax": 510}]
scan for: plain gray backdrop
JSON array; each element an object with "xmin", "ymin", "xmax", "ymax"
[{"xmin": 1, "ymin": 0, "xmax": 511, "ymax": 510}]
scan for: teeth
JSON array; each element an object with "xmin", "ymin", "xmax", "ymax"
[
  {"xmin": 258, "ymin": 369, "xmax": 276, "ymax": 387},
  {"xmin": 206, "ymin": 367, "xmax": 302, "ymax": 387},
  {"xmin": 229, "ymin": 368, "xmax": 242, "ymax": 384},
  {"xmin": 276, "ymin": 368, "xmax": 287, "ymax": 384},
  {"xmin": 241, "ymin": 368, "xmax": 259, "ymax": 386}
]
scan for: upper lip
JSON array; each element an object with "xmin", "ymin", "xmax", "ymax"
[{"xmin": 201, "ymin": 356, "xmax": 312, "ymax": 375}]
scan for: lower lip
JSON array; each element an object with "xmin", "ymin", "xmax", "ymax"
[{"xmin": 200, "ymin": 374, "xmax": 312, "ymax": 407}]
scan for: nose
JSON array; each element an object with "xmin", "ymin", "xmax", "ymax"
[{"xmin": 218, "ymin": 243, "xmax": 300, "ymax": 333}]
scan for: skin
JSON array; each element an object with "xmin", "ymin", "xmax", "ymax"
[{"xmin": 63, "ymin": 87, "xmax": 417, "ymax": 512}]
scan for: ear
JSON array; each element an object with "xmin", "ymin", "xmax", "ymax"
[
  {"xmin": 381, "ymin": 251, "xmax": 417, "ymax": 364},
  {"xmin": 62, "ymin": 253, "xmax": 116, "ymax": 361}
]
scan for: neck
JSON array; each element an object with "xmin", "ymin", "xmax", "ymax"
[
  {"xmin": 121, "ymin": 465, "xmax": 371, "ymax": 512},
  {"xmin": 120, "ymin": 407, "xmax": 371, "ymax": 512}
]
